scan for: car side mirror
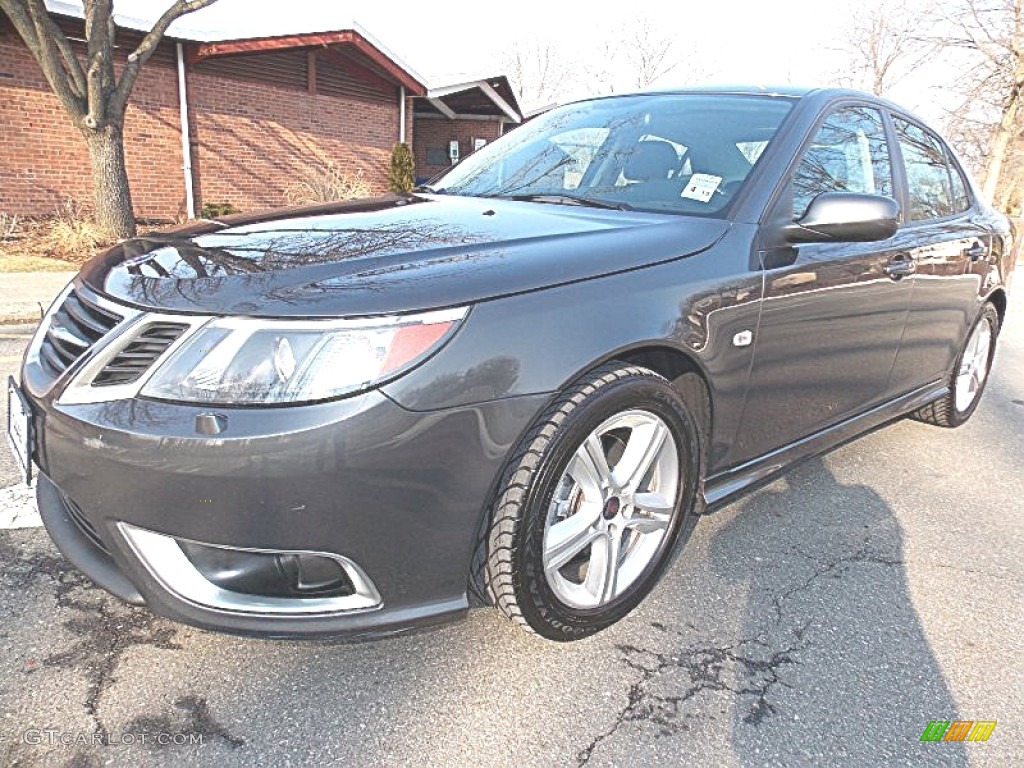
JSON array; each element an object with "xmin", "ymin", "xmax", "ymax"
[{"xmin": 782, "ymin": 192, "xmax": 900, "ymax": 244}]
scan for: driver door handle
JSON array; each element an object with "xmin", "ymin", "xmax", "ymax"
[
  {"xmin": 964, "ymin": 241, "xmax": 987, "ymax": 261},
  {"xmin": 883, "ymin": 254, "xmax": 916, "ymax": 279}
]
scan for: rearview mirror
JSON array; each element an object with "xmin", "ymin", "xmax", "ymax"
[{"xmin": 783, "ymin": 192, "xmax": 900, "ymax": 244}]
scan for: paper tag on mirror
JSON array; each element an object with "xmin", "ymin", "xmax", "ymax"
[{"xmin": 681, "ymin": 174, "xmax": 722, "ymax": 202}]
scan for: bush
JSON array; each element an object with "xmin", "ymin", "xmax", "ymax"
[
  {"xmin": 201, "ymin": 201, "xmax": 241, "ymax": 218},
  {"xmin": 0, "ymin": 200, "xmax": 115, "ymax": 270},
  {"xmin": 285, "ymin": 160, "xmax": 373, "ymax": 205},
  {"xmin": 0, "ymin": 213, "xmax": 19, "ymax": 243},
  {"xmin": 388, "ymin": 142, "xmax": 415, "ymax": 194},
  {"xmin": 37, "ymin": 200, "xmax": 112, "ymax": 261}
]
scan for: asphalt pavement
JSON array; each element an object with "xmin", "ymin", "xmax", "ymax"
[{"xmin": 0, "ymin": 286, "xmax": 1021, "ymax": 767}]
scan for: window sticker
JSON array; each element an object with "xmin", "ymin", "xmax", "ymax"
[{"xmin": 681, "ymin": 173, "xmax": 722, "ymax": 202}]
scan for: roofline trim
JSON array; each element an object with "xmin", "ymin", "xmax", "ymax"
[
  {"xmin": 191, "ymin": 29, "xmax": 425, "ymax": 95},
  {"xmin": 426, "ymin": 77, "xmax": 521, "ymax": 122}
]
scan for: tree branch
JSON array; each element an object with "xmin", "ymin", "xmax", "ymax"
[
  {"xmin": 110, "ymin": 0, "xmax": 218, "ymax": 117},
  {"xmin": 2, "ymin": 0, "xmax": 86, "ymax": 118},
  {"xmin": 83, "ymin": 0, "xmax": 113, "ymax": 128},
  {"xmin": 1, "ymin": 1, "xmax": 87, "ymax": 100},
  {"xmin": 38, "ymin": 6, "xmax": 87, "ymax": 98}
]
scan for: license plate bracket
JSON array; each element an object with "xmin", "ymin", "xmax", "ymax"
[{"xmin": 6, "ymin": 375, "xmax": 34, "ymax": 487}]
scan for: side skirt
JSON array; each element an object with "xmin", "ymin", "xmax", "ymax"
[{"xmin": 702, "ymin": 380, "xmax": 947, "ymax": 511}]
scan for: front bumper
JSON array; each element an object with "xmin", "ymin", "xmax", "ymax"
[{"xmin": 30, "ymin": 385, "xmax": 547, "ymax": 638}]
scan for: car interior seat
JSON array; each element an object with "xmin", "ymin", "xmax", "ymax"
[{"xmin": 621, "ymin": 141, "xmax": 681, "ymax": 203}]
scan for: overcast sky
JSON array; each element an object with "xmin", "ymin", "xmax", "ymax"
[{"xmin": 57, "ymin": 0, "xmax": 953, "ymax": 119}]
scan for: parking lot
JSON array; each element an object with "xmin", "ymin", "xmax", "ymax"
[{"xmin": 1, "ymin": 284, "xmax": 1021, "ymax": 767}]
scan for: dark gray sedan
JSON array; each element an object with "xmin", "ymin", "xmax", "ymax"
[{"xmin": 9, "ymin": 87, "xmax": 1013, "ymax": 641}]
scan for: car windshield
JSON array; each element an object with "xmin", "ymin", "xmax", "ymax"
[{"xmin": 428, "ymin": 93, "xmax": 796, "ymax": 217}]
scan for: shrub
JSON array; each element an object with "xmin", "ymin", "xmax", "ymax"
[
  {"xmin": 388, "ymin": 143, "xmax": 415, "ymax": 194},
  {"xmin": 38, "ymin": 199, "xmax": 112, "ymax": 261},
  {"xmin": 285, "ymin": 160, "xmax": 373, "ymax": 205},
  {"xmin": 201, "ymin": 201, "xmax": 241, "ymax": 218},
  {"xmin": 0, "ymin": 200, "xmax": 115, "ymax": 269},
  {"xmin": 0, "ymin": 213, "xmax": 19, "ymax": 242}
]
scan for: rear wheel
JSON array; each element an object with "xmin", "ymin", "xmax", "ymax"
[
  {"xmin": 911, "ymin": 303, "xmax": 1000, "ymax": 428},
  {"xmin": 483, "ymin": 363, "xmax": 701, "ymax": 641}
]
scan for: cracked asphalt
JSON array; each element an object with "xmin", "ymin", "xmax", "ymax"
[{"xmin": 1, "ymin": 280, "xmax": 1022, "ymax": 767}]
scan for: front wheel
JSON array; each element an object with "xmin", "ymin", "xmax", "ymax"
[
  {"xmin": 911, "ymin": 303, "xmax": 1000, "ymax": 428},
  {"xmin": 483, "ymin": 363, "xmax": 701, "ymax": 641}
]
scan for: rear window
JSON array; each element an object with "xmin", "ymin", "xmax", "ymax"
[{"xmin": 895, "ymin": 118, "xmax": 955, "ymax": 221}]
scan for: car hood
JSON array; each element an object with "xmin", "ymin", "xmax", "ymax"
[{"xmin": 82, "ymin": 194, "xmax": 729, "ymax": 317}]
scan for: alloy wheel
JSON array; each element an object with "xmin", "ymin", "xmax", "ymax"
[
  {"xmin": 955, "ymin": 319, "xmax": 993, "ymax": 413},
  {"xmin": 542, "ymin": 409, "xmax": 680, "ymax": 609}
]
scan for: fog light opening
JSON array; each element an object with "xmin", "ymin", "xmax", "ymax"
[
  {"xmin": 116, "ymin": 522, "xmax": 382, "ymax": 616},
  {"xmin": 178, "ymin": 543, "xmax": 356, "ymax": 599}
]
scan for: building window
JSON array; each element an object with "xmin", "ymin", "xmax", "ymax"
[{"xmin": 426, "ymin": 148, "xmax": 449, "ymax": 166}]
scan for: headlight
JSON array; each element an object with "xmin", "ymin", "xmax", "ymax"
[{"xmin": 140, "ymin": 308, "xmax": 467, "ymax": 405}]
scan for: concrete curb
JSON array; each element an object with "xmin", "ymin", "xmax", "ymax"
[{"xmin": 0, "ymin": 271, "xmax": 76, "ymax": 325}]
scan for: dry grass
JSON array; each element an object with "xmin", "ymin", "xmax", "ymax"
[
  {"xmin": 285, "ymin": 160, "xmax": 373, "ymax": 205},
  {"xmin": 0, "ymin": 200, "xmax": 115, "ymax": 272}
]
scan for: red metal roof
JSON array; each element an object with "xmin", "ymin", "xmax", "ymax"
[{"xmin": 191, "ymin": 29, "xmax": 425, "ymax": 95}]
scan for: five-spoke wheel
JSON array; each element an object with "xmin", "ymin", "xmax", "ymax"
[{"xmin": 483, "ymin": 363, "xmax": 701, "ymax": 641}]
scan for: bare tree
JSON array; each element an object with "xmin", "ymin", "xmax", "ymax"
[
  {"xmin": 504, "ymin": 42, "xmax": 570, "ymax": 111},
  {"xmin": 581, "ymin": 39, "xmax": 621, "ymax": 95},
  {"xmin": 934, "ymin": 0, "xmax": 1024, "ymax": 207},
  {"xmin": 0, "ymin": 0, "xmax": 218, "ymax": 237},
  {"xmin": 625, "ymin": 16, "xmax": 678, "ymax": 89},
  {"xmin": 834, "ymin": 0, "xmax": 930, "ymax": 96},
  {"xmin": 582, "ymin": 15, "xmax": 703, "ymax": 96}
]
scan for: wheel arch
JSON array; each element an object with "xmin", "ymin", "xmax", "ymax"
[
  {"xmin": 613, "ymin": 344, "xmax": 713, "ymax": 460},
  {"xmin": 985, "ymin": 287, "xmax": 1007, "ymax": 327},
  {"xmin": 467, "ymin": 344, "xmax": 715, "ymax": 602}
]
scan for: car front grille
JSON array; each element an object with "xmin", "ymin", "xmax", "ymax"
[
  {"xmin": 39, "ymin": 289, "xmax": 122, "ymax": 377},
  {"xmin": 93, "ymin": 322, "xmax": 188, "ymax": 386},
  {"xmin": 61, "ymin": 491, "xmax": 110, "ymax": 556}
]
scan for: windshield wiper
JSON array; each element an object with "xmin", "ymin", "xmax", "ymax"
[
  {"xmin": 487, "ymin": 193, "xmax": 633, "ymax": 211},
  {"xmin": 413, "ymin": 184, "xmax": 447, "ymax": 194}
]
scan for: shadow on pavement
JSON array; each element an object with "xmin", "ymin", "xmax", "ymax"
[{"xmin": 706, "ymin": 457, "xmax": 967, "ymax": 765}]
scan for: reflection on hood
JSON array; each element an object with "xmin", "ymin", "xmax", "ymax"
[
  {"xmin": 120, "ymin": 220, "xmax": 488, "ymax": 279},
  {"xmin": 83, "ymin": 194, "xmax": 729, "ymax": 317}
]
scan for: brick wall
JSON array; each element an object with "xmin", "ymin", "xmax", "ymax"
[
  {"xmin": 413, "ymin": 116, "xmax": 504, "ymax": 180},
  {"xmin": 1, "ymin": 21, "xmax": 414, "ymax": 219},
  {"xmin": 0, "ymin": 31, "xmax": 186, "ymax": 219},
  {"xmin": 188, "ymin": 67, "xmax": 403, "ymax": 212}
]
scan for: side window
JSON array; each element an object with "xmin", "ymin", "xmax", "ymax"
[
  {"xmin": 946, "ymin": 149, "xmax": 972, "ymax": 214},
  {"xmin": 792, "ymin": 106, "xmax": 893, "ymax": 218},
  {"xmin": 895, "ymin": 118, "xmax": 954, "ymax": 221}
]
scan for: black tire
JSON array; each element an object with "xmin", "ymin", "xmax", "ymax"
[
  {"xmin": 482, "ymin": 362, "xmax": 701, "ymax": 641},
  {"xmin": 911, "ymin": 303, "xmax": 1000, "ymax": 428}
]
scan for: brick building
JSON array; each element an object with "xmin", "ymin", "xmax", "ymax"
[
  {"xmin": 412, "ymin": 76, "xmax": 522, "ymax": 181},
  {"xmin": 0, "ymin": 5, "xmax": 520, "ymax": 220}
]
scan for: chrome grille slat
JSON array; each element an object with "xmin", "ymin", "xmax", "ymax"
[
  {"xmin": 63, "ymin": 293, "xmax": 116, "ymax": 336},
  {"xmin": 47, "ymin": 318, "xmax": 91, "ymax": 349},
  {"xmin": 46, "ymin": 332, "xmax": 86, "ymax": 364},
  {"xmin": 38, "ymin": 288, "xmax": 122, "ymax": 379},
  {"xmin": 39, "ymin": 340, "xmax": 67, "ymax": 374}
]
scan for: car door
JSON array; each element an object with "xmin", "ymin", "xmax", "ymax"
[
  {"xmin": 886, "ymin": 116, "xmax": 990, "ymax": 394},
  {"xmin": 728, "ymin": 104, "xmax": 913, "ymax": 466}
]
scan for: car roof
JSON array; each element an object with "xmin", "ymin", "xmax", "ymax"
[
  {"xmin": 563, "ymin": 85, "xmax": 910, "ymax": 107},
  {"xmin": 554, "ymin": 86, "xmax": 924, "ymax": 125}
]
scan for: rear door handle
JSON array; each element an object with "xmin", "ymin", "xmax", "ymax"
[
  {"xmin": 883, "ymin": 254, "xmax": 916, "ymax": 279},
  {"xmin": 964, "ymin": 241, "xmax": 987, "ymax": 261}
]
